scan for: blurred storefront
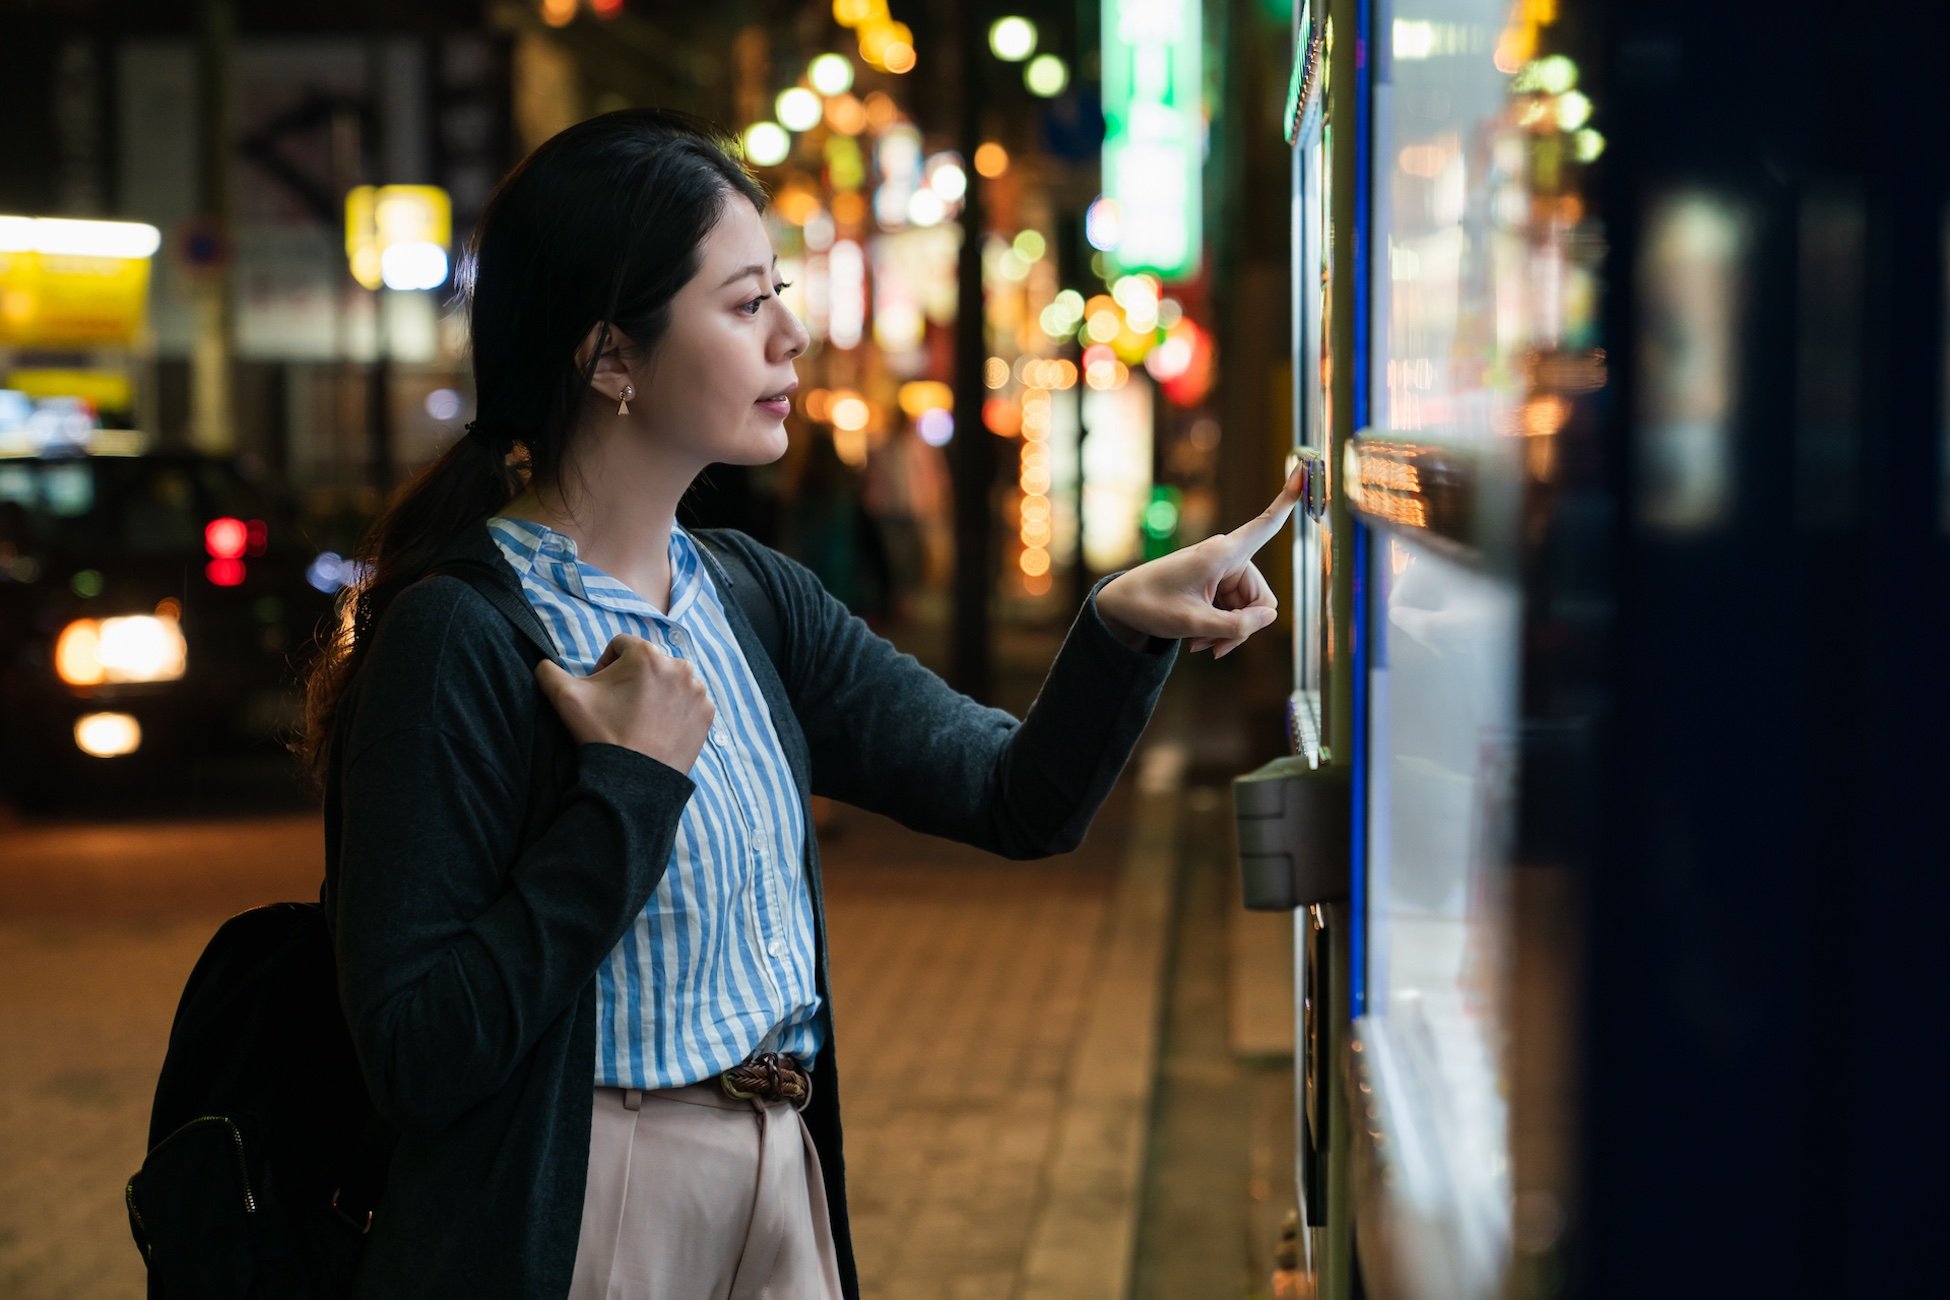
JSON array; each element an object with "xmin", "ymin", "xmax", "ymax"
[{"xmin": 2, "ymin": 0, "xmax": 1298, "ymax": 645}]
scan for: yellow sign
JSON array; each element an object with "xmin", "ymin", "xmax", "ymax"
[
  {"xmin": 345, "ymin": 185, "xmax": 453, "ymax": 291},
  {"xmin": 0, "ymin": 217, "xmax": 160, "ymax": 348},
  {"xmin": 0, "ymin": 251, "xmax": 153, "ymax": 348}
]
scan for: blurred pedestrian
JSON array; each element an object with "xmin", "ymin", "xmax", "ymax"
[
  {"xmin": 295, "ymin": 106, "xmax": 1298, "ymax": 1300},
  {"xmin": 782, "ymin": 424, "xmax": 892, "ymax": 626},
  {"xmin": 861, "ymin": 417, "xmax": 935, "ymax": 620}
]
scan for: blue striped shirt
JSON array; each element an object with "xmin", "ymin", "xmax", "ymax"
[{"xmin": 486, "ymin": 515, "xmax": 824, "ymax": 1088}]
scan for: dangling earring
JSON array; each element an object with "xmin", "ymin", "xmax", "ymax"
[{"xmin": 617, "ymin": 384, "xmax": 634, "ymax": 417}]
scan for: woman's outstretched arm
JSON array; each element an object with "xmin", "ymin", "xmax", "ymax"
[{"xmin": 759, "ymin": 469, "xmax": 1303, "ymax": 856}]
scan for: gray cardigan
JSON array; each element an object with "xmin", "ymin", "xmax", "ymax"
[{"xmin": 322, "ymin": 519, "xmax": 1177, "ymax": 1298}]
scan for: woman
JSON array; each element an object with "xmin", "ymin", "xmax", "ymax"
[{"xmin": 298, "ymin": 108, "xmax": 1296, "ymax": 1300}]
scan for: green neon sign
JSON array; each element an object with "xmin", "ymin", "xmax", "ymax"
[{"xmin": 1101, "ymin": 0, "xmax": 1203, "ymax": 282}]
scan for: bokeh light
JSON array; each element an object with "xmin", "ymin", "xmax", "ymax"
[
  {"xmin": 929, "ymin": 158, "xmax": 968, "ymax": 202},
  {"xmin": 1025, "ymin": 54, "xmax": 1068, "ymax": 97},
  {"xmin": 743, "ymin": 122, "xmax": 791, "ymax": 167},
  {"xmin": 1085, "ymin": 196, "xmax": 1122, "ymax": 251},
  {"xmin": 989, "ymin": 17, "xmax": 1037, "ymax": 61},
  {"xmin": 908, "ymin": 189, "xmax": 947, "ymax": 226},
  {"xmin": 809, "ymin": 53, "xmax": 855, "ymax": 96},
  {"xmin": 777, "ymin": 88, "xmax": 823, "ymax": 132},
  {"xmin": 825, "ymin": 93, "xmax": 869, "ymax": 135},
  {"xmin": 831, "ymin": 395, "xmax": 871, "ymax": 432},
  {"xmin": 917, "ymin": 408, "xmax": 954, "ymax": 446}
]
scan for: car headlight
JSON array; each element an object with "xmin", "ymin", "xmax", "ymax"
[{"xmin": 54, "ymin": 614, "xmax": 188, "ymax": 686}]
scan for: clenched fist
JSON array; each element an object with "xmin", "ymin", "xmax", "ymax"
[{"xmin": 534, "ymin": 633, "xmax": 716, "ymax": 775}]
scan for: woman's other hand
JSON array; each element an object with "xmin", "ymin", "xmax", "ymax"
[
  {"xmin": 1094, "ymin": 466, "xmax": 1304, "ymax": 660},
  {"xmin": 535, "ymin": 634, "xmax": 716, "ymax": 772}
]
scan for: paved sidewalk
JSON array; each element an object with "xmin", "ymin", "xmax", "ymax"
[{"xmin": 821, "ymin": 765, "xmax": 1177, "ymax": 1300}]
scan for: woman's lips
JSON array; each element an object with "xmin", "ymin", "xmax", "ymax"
[{"xmin": 755, "ymin": 397, "xmax": 791, "ymax": 417}]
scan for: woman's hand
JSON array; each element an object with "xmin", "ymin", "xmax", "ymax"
[
  {"xmin": 1095, "ymin": 467, "xmax": 1304, "ymax": 660},
  {"xmin": 534, "ymin": 634, "xmax": 716, "ymax": 773}
]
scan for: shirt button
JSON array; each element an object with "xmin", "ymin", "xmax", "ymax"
[{"xmin": 767, "ymin": 940, "xmax": 785, "ymax": 958}]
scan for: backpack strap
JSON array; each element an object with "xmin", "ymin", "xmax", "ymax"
[
  {"xmin": 430, "ymin": 558, "xmax": 566, "ymax": 669},
  {"xmin": 427, "ymin": 558, "xmax": 575, "ymax": 805},
  {"xmin": 692, "ymin": 532, "xmax": 783, "ymax": 671}
]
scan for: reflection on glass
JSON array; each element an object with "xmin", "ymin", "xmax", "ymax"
[
  {"xmin": 1360, "ymin": 2, "xmax": 1540, "ymax": 1295},
  {"xmin": 1632, "ymin": 192, "xmax": 1748, "ymax": 532},
  {"xmin": 1365, "ymin": 527, "xmax": 1522, "ymax": 1295},
  {"xmin": 1377, "ymin": 15, "xmax": 1518, "ymax": 444}
]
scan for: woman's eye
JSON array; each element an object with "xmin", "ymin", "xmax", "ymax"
[{"xmin": 742, "ymin": 283, "xmax": 790, "ymax": 315}]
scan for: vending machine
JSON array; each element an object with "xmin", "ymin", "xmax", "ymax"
[
  {"xmin": 1234, "ymin": 1, "xmax": 1598, "ymax": 1296},
  {"xmin": 1238, "ymin": 0, "xmax": 1949, "ymax": 1297}
]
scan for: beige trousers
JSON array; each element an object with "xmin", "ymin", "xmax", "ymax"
[{"xmin": 569, "ymin": 1082, "xmax": 844, "ymax": 1300}]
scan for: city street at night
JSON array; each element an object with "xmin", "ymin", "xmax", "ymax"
[{"xmin": 5, "ymin": 0, "xmax": 1943, "ymax": 1296}]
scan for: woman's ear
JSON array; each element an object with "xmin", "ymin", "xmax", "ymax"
[{"xmin": 574, "ymin": 321, "xmax": 640, "ymax": 390}]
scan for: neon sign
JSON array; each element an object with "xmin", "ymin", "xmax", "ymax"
[{"xmin": 1101, "ymin": 0, "xmax": 1203, "ymax": 282}]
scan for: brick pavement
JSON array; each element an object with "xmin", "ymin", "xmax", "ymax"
[{"xmin": 820, "ymin": 795, "xmax": 1130, "ymax": 1299}]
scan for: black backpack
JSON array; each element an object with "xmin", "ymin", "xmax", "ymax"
[{"xmin": 125, "ymin": 534, "xmax": 780, "ymax": 1297}]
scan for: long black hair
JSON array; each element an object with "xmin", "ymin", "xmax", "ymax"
[{"xmin": 294, "ymin": 107, "xmax": 767, "ymax": 790}]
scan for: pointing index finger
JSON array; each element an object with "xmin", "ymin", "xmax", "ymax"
[{"xmin": 1223, "ymin": 466, "xmax": 1305, "ymax": 560}]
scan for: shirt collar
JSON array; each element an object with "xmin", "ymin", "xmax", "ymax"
[{"xmin": 485, "ymin": 515, "xmax": 703, "ymax": 622}]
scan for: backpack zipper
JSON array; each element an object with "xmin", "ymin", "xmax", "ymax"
[
  {"xmin": 154, "ymin": 1114, "xmax": 259, "ymax": 1213},
  {"xmin": 127, "ymin": 1114, "xmax": 259, "ymax": 1256},
  {"xmin": 212, "ymin": 1116, "xmax": 258, "ymax": 1214},
  {"xmin": 124, "ymin": 1179, "xmax": 149, "ymax": 1256}
]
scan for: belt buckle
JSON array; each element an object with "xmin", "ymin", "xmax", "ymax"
[{"xmin": 720, "ymin": 1052, "xmax": 813, "ymax": 1111}]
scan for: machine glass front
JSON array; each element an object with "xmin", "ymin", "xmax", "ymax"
[{"xmin": 1358, "ymin": 0, "xmax": 1529, "ymax": 1289}]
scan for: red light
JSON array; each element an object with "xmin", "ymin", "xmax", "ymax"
[
  {"xmin": 245, "ymin": 519, "xmax": 268, "ymax": 556},
  {"xmin": 205, "ymin": 517, "xmax": 248, "ymax": 560},
  {"xmin": 591, "ymin": 0, "xmax": 624, "ymax": 16},
  {"xmin": 206, "ymin": 558, "xmax": 246, "ymax": 587}
]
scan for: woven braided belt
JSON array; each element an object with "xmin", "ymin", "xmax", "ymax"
[{"xmin": 718, "ymin": 1052, "xmax": 813, "ymax": 1110}]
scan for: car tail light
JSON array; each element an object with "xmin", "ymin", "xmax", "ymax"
[{"xmin": 205, "ymin": 517, "xmax": 248, "ymax": 560}]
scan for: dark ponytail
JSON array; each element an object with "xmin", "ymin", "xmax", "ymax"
[{"xmin": 293, "ymin": 107, "xmax": 766, "ymax": 791}]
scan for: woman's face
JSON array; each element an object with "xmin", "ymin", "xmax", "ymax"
[{"xmin": 631, "ymin": 197, "xmax": 809, "ymax": 467}]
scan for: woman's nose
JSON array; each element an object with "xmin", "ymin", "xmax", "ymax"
[{"xmin": 778, "ymin": 309, "xmax": 810, "ymax": 360}]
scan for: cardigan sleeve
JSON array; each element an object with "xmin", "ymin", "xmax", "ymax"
[
  {"xmin": 327, "ymin": 584, "xmax": 695, "ymax": 1134},
  {"xmin": 760, "ymin": 546, "xmax": 1178, "ymax": 858}
]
